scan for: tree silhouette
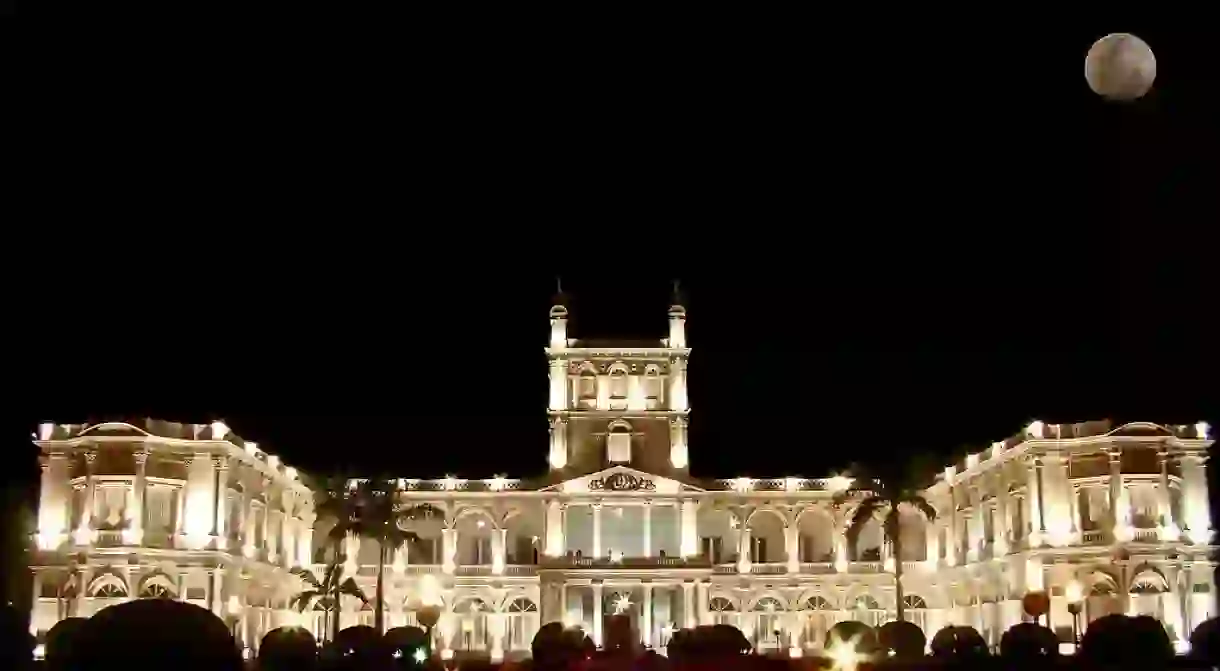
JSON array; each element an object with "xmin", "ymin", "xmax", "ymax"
[
  {"xmin": 290, "ymin": 559, "xmax": 367, "ymax": 644},
  {"xmin": 317, "ymin": 477, "xmax": 433, "ymax": 634},
  {"xmin": 842, "ymin": 459, "xmax": 937, "ymax": 624}
]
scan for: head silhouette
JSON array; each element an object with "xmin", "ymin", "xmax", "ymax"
[
  {"xmin": 73, "ymin": 599, "xmax": 242, "ymax": 671},
  {"xmin": 259, "ymin": 626, "xmax": 317, "ymax": 671},
  {"xmin": 44, "ymin": 617, "xmax": 89, "ymax": 670}
]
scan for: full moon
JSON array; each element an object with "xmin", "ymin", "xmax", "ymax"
[{"xmin": 1085, "ymin": 33, "xmax": 1157, "ymax": 101}]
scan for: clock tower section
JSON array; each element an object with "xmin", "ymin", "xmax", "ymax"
[{"xmin": 545, "ymin": 296, "xmax": 691, "ymax": 478}]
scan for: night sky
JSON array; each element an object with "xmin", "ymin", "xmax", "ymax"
[{"xmin": 13, "ymin": 22, "xmax": 1217, "ymax": 504}]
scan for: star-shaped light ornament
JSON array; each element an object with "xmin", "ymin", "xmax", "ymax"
[
  {"xmin": 413, "ymin": 648, "xmax": 427, "ymax": 663},
  {"xmin": 613, "ymin": 593, "xmax": 633, "ymax": 615}
]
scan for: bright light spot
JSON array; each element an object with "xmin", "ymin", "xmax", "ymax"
[
  {"xmin": 38, "ymin": 422, "xmax": 55, "ymax": 441},
  {"xmin": 613, "ymin": 592, "xmax": 632, "ymax": 614},
  {"xmin": 211, "ymin": 421, "xmax": 230, "ymax": 439},
  {"xmin": 1066, "ymin": 580, "xmax": 1084, "ymax": 603},
  {"xmin": 827, "ymin": 634, "xmax": 866, "ymax": 671},
  {"xmin": 611, "ymin": 550, "xmax": 624, "ymax": 563},
  {"xmin": 1027, "ymin": 420, "xmax": 1045, "ymax": 439},
  {"xmin": 392, "ymin": 649, "xmax": 402, "ymax": 659},
  {"xmin": 476, "ymin": 519, "xmax": 486, "ymax": 529},
  {"xmin": 1198, "ymin": 421, "xmax": 1211, "ymax": 440},
  {"xmin": 486, "ymin": 475, "xmax": 509, "ymax": 491},
  {"xmin": 883, "ymin": 557, "xmax": 895, "ymax": 573},
  {"xmin": 827, "ymin": 475, "xmax": 853, "ymax": 493},
  {"xmin": 1175, "ymin": 639, "xmax": 1191, "ymax": 654},
  {"xmin": 441, "ymin": 649, "xmax": 454, "ymax": 660},
  {"xmin": 441, "ymin": 476, "xmax": 461, "ymax": 491},
  {"xmin": 33, "ymin": 644, "xmax": 45, "ymax": 660},
  {"xmin": 419, "ymin": 574, "xmax": 443, "ymax": 607},
  {"xmin": 414, "ymin": 648, "xmax": 427, "ymax": 663},
  {"xmin": 731, "ymin": 477, "xmax": 754, "ymax": 493}
]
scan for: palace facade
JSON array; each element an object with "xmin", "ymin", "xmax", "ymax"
[{"xmin": 30, "ymin": 299, "xmax": 1215, "ymax": 660}]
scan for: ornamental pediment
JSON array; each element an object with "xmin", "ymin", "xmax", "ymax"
[{"xmin": 546, "ymin": 466, "xmax": 702, "ymax": 496}]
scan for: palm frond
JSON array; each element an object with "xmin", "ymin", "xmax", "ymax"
[
  {"xmin": 845, "ymin": 496, "xmax": 884, "ymax": 541},
  {"xmin": 290, "ymin": 566, "xmax": 321, "ymax": 588},
  {"xmin": 338, "ymin": 577, "xmax": 368, "ymax": 604},
  {"xmin": 291, "ymin": 590, "xmax": 322, "ymax": 612},
  {"xmin": 909, "ymin": 496, "xmax": 938, "ymax": 522}
]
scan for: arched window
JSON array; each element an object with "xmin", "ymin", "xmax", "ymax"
[
  {"xmin": 138, "ymin": 578, "xmax": 176, "ymax": 599},
  {"xmin": 578, "ymin": 367, "xmax": 597, "ymax": 409},
  {"xmin": 849, "ymin": 594, "xmax": 884, "ymax": 628},
  {"xmin": 607, "ymin": 420, "xmax": 632, "ymax": 464},
  {"xmin": 90, "ymin": 575, "xmax": 128, "ymax": 599},
  {"xmin": 803, "ymin": 596, "xmax": 833, "ymax": 610},
  {"xmin": 644, "ymin": 366, "xmax": 662, "ymax": 409},
  {"xmin": 608, "ymin": 363, "xmax": 628, "ymax": 410},
  {"xmin": 751, "ymin": 597, "xmax": 786, "ymax": 650},
  {"xmin": 903, "ymin": 595, "xmax": 927, "ymax": 609},
  {"xmin": 708, "ymin": 596, "xmax": 737, "ymax": 628},
  {"xmin": 506, "ymin": 597, "xmax": 539, "ymax": 651},
  {"xmin": 903, "ymin": 595, "xmax": 928, "ymax": 631},
  {"xmin": 451, "ymin": 598, "xmax": 491, "ymax": 652}
]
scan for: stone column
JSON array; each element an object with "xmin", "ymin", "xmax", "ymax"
[
  {"xmin": 489, "ymin": 612, "xmax": 506, "ymax": 662},
  {"xmin": 1030, "ymin": 458, "xmax": 1046, "ymax": 544},
  {"xmin": 1180, "ymin": 453, "xmax": 1211, "ymax": 542},
  {"xmin": 682, "ymin": 581, "xmax": 695, "ymax": 629},
  {"xmin": 680, "ymin": 499, "xmax": 698, "ymax": 558},
  {"xmin": 442, "ymin": 528, "xmax": 456, "ymax": 574},
  {"xmin": 737, "ymin": 527, "xmax": 752, "ymax": 574},
  {"xmin": 925, "ymin": 518, "xmax": 941, "ymax": 568},
  {"xmin": 212, "ymin": 457, "xmax": 228, "ymax": 545},
  {"xmin": 786, "ymin": 523, "xmax": 799, "ymax": 574},
  {"xmin": 945, "ymin": 488, "xmax": 960, "ymax": 565},
  {"xmin": 127, "ymin": 450, "xmax": 148, "ymax": 545},
  {"xmin": 834, "ymin": 532, "xmax": 848, "ymax": 572},
  {"xmin": 37, "ymin": 453, "xmax": 70, "ymax": 549},
  {"xmin": 298, "ymin": 513, "xmax": 314, "ymax": 567},
  {"xmin": 493, "ymin": 528, "xmax": 507, "ymax": 575},
  {"xmin": 1108, "ymin": 449, "xmax": 1130, "ymax": 540},
  {"xmin": 592, "ymin": 582, "xmax": 604, "ymax": 646},
  {"xmin": 642, "ymin": 583, "xmax": 653, "ymax": 647},
  {"xmin": 592, "ymin": 503, "xmax": 603, "ymax": 559},
  {"xmin": 1157, "ymin": 450, "xmax": 1179, "ymax": 540},
  {"xmin": 994, "ymin": 474, "xmax": 1010, "ymax": 555},
  {"xmin": 75, "ymin": 451, "xmax": 98, "ymax": 544},
  {"xmin": 698, "ymin": 581, "xmax": 712, "ymax": 626},
  {"xmin": 1069, "ymin": 484, "xmax": 1082, "ymax": 542},
  {"xmin": 642, "ymin": 501, "xmax": 652, "ymax": 557},
  {"xmin": 545, "ymin": 500, "xmax": 564, "ymax": 557}
]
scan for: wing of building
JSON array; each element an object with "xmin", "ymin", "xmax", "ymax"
[{"xmin": 28, "ymin": 297, "xmax": 1216, "ymax": 661}]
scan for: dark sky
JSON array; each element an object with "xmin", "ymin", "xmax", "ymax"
[{"xmin": 17, "ymin": 22, "xmax": 1217, "ymax": 484}]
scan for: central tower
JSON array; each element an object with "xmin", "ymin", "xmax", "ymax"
[{"xmin": 544, "ymin": 292, "xmax": 691, "ymax": 477}]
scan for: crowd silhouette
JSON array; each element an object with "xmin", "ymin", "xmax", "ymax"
[{"xmin": 5, "ymin": 599, "xmax": 1219, "ymax": 670}]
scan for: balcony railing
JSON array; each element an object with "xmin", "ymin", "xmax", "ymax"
[{"xmin": 539, "ymin": 556, "xmax": 712, "ymax": 570}]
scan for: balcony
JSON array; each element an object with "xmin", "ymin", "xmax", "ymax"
[{"xmin": 539, "ymin": 556, "xmax": 711, "ymax": 570}]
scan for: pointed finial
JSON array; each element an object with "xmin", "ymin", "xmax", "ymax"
[
  {"xmin": 668, "ymin": 279, "xmax": 686, "ymax": 317},
  {"xmin": 550, "ymin": 276, "xmax": 569, "ymax": 318}
]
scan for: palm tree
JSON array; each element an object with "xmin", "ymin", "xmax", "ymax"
[
  {"xmin": 842, "ymin": 464, "xmax": 937, "ymax": 624},
  {"xmin": 290, "ymin": 560, "xmax": 367, "ymax": 643},
  {"xmin": 317, "ymin": 477, "xmax": 432, "ymax": 634}
]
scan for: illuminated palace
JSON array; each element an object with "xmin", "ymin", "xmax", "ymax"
[{"xmin": 30, "ymin": 299, "xmax": 1215, "ymax": 661}]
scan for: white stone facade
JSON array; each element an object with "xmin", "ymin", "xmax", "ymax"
[
  {"xmin": 30, "ymin": 420, "xmax": 314, "ymax": 652},
  {"xmin": 29, "ymin": 302, "xmax": 1215, "ymax": 660}
]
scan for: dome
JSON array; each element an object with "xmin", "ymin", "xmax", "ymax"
[
  {"xmin": 667, "ymin": 304, "xmax": 686, "ymax": 318},
  {"xmin": 550, "ymin": 304, "xmax": 569, "ymax": 319}
]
